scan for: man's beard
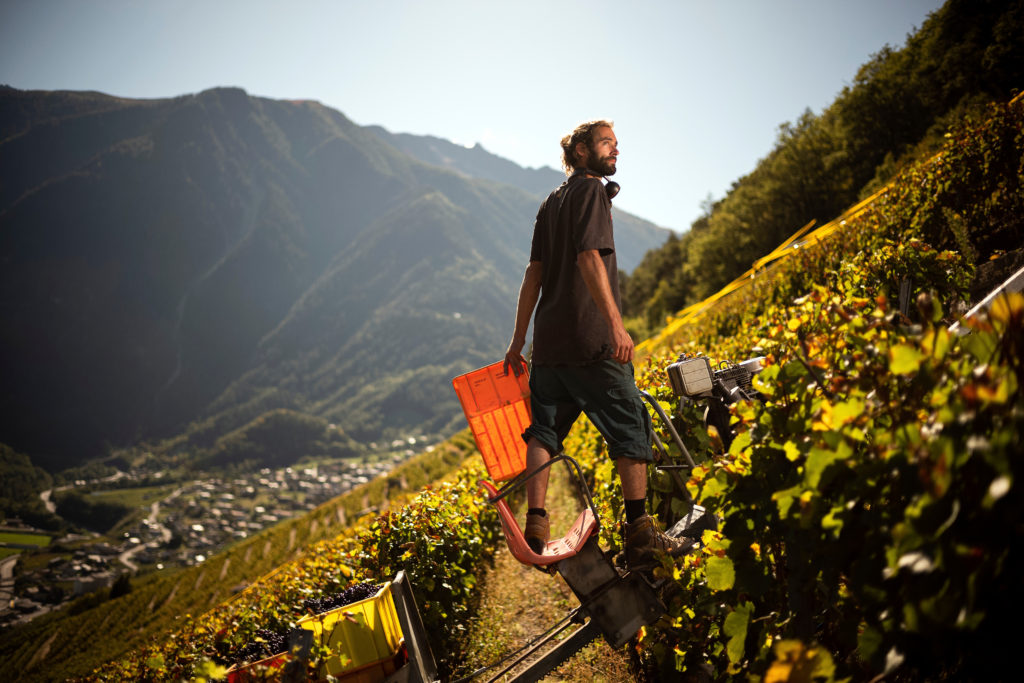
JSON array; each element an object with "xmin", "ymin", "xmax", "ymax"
[{"xmin": 586, "ymin": 150, "xmax": 616, "ymax": 177}]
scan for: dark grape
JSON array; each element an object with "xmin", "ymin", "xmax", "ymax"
[
  {"xmin": 232, "ymin": 628, "xmax": 288, "ymax": 664},
  {"xmin": 301, "ymin": 581, "xmax": 379, "ymax": 614}
]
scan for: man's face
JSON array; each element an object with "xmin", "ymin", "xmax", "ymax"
[{"xmin": 583, "ymin": 126, "xmax": 618, "ymax": 177}]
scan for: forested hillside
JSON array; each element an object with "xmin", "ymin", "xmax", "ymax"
[
  {"xmin": 0, "ymin": 88, "xmax": 668, "ymax": 472},
  {"xmin": 622, "ymin": 0, "xmax": 1023, "ymax": 337},
  {"xmin": 0, "ymin": 445, "xmax": 57, "ymax": 529}
]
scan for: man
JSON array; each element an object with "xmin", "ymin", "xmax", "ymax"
[{"xmin": 503, "ymin": 119, "xmax": 689, "ymax": 570}]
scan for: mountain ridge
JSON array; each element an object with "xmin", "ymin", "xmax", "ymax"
[{"xmin": 365, "ymin": 124, "xmax": 564, "ymax": 195}]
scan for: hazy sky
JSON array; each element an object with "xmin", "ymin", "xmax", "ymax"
[{"xmin": 1, "ymin": 0, "xmax": 944, "ymax": 233}]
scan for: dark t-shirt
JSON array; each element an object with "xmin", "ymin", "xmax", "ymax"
[{"xmin": 529, "ymin": 174, "xmax": 620, "ymax": 365}]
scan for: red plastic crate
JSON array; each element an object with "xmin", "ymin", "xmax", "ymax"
[{"xmin": 452, "ymin": 361, "xmax": 531, "ymax": 481}]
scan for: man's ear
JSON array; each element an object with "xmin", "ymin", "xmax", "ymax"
[{"xmin": 575, "ymin": 140, "xmax": 589, "ymax": 164}]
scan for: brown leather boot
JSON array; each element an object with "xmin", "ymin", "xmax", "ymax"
[
  {"xmin": 525, "ymin": 512, "xmax": 550, "ymax": 555},
  {"xmin": 623, "ymin": 514, "xmax": 694, "ymax": 570}
]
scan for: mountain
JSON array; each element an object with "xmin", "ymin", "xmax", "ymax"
[
  {"xmin": 0, "ymin": 86, "xmax": 671, "ymax": 470},
  {"xmin": 364, "ymin": 126, "xmax": 563, "ymax": 195}
]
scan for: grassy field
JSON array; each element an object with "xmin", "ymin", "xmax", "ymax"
[{"xmin": 0, "ymin": 531, "xmax": 53, "ymax": 548}]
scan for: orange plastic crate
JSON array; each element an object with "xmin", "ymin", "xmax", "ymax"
[
  {"xmin": 452, "ymin": 361, "xmax": 531, "ymax": 481},
  {"xmin": 225, "ymin": 652, "xmax": 291, "ymax": 682}
]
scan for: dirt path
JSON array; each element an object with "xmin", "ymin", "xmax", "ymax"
[{"xmin": 458, "ymin": 466, "xmax": 636, "ymax": 682}]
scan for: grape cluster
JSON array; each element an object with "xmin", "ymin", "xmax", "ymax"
[
  {"xmin": 232, "ymin": 628, "xmax": 288, "ymax": 664},
  {"xmin": 301, "ymin": 581, "xmax": 379, "ymax": 614}
]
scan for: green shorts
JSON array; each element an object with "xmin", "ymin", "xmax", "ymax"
[{"xmin": 523, "ymin": 360, "xmax": 652, "ymax": 461}]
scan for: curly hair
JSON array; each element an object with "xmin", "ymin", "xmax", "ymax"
[{"xmin": 559, "ymin": 119, "xmax": 614, "ymax": 174}]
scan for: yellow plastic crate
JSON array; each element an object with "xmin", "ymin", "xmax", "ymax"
[{"xmin": 297, "ymin": 582, "xmax": 403, "ymax": 677}]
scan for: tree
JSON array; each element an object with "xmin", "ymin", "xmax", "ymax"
[{"xmin": 109, "ymin": 573, "xmax": 132, "ymax": 600}]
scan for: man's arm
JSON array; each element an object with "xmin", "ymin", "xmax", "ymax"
[
  {"xmin": 504, "ymin": 260, "xmax": 543, "ymax": 375},
  {"xmin": 577, "ymin": 249, "xmax": 633, "ymax": 364}
]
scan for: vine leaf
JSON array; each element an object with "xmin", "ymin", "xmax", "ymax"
[
  {"xmin": 724, "ymin": 601, "xmax": 753, "ymax": 664},
  {"xmin": 706, "ymin": 556, "xmax": 735, "ymax": 591},
  {"xmin": 889, "ymin": 344, "xmax": 926, "ymax": 374}
]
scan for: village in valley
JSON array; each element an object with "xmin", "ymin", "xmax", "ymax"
[{"xmin": 0, "ymin": 447, "xmax": 418, "ymax": 629}]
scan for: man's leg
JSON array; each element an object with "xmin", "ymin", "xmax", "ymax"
[
  {"xmin": 618, "ymin": 454, "xmax": 694, "ymax": 569},
  {"xmin": 525, "ymin": 437, "xmax": 552, "ymax": 509},
  {"xmin": 616, "ymin": 456, "xmax": 647, "ymax": 501},
  {"xmin": 570, "ymin": 360, "xmax": 652, "ymax": 522},
  {"xmin": 617, "ymin": 456, "xmax": 649, "ymax": 525},
  {"xmin": 522, "ymin": 367, "xmax": 579, "ymax": 555},
  {"xmin": 524, "ymin": 438, "xmax": 553, "ymax": 554}
]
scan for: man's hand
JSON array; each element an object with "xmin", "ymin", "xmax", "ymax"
[
  {"xmin": 504, "ymin": 337, "xmax": 528, "ymax": 376},
  {"xmin": 609, "ymin": 321, "xmax": 634, "ymax": 364}
]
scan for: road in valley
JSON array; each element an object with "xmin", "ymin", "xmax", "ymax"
[{"xmin": 118, "ymin": 488, "xmax": 181, "ymax": 572}]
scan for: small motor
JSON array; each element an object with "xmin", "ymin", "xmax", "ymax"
[
  {"xmin": 665, "ymin": 355, "xmax": 714, "ymax": 398},
  {"xmin": 666, "ymin": 354, "xmax": 765, "ymax": 403},
  {"xmin": 665, "ymin": 353, "xmax": 766, "ymax": 452}
]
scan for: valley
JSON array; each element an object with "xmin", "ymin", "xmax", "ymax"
[{"xmin": 0, "ymin": 449, "xmax": 413, "ymax": 630}]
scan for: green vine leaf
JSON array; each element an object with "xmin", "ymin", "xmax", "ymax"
[
  {"xmin": 889, "ymin": 344, "xmax": 926, "ymax": 374},
  {"xmin": 724, "ymin": 601, "xmax": 753, "ymax": 664},
  {"xmin": 706, "ymin": 556, "xmax": 736, "ymax": 591}
]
